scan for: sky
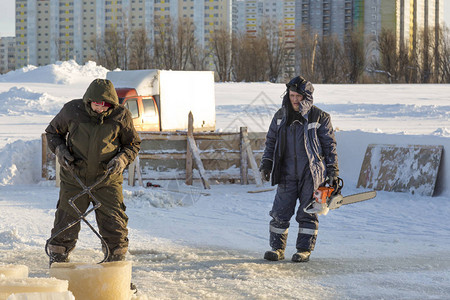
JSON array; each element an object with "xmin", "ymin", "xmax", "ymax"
[{"xmin": 0, "ymin": 0, "xmax": 450, "ymax": 37}]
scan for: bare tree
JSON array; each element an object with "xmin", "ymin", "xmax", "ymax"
[
  {"xmin": 231, "ymin": 32, "xmax": 268, "ymax": 82},
  {"xmin": 90, "ymin": 35, "xmax": 106, "ymax": 68},
  {"xmin": 374, "ymin": 28, "xmax": 399, "ymax": 83},
  {"xmin": 209, "ymin": 25, "xmax": 233, "ymax": 81},
  {"xmin": 231, "ymin": 32, "xmax": 246, "ymax": 81},
  {"xmin": 316, "ymin": 35, "xmax": 344, "ymax": 83},
  {"xmin": 103, "ymin": 27, "xmax": 123, "ymax": 70},
  {"xmin": 261, "ymin": 19, "xmax": 288, "ymax": 83},
  {"xmin": 176, "ymin": 17, "xmax": 197, "ymax": 70},
  {"xmin": 129, "ymin": 28, "xmax": 152, "ymax": 70},
  {"xmin": 436, "ymin": 25, "xmax": 450, "ymax": 83},
  {"xmin": 153, "ymin": 18, "xmax": 176, "ymax": 69},
  {"xmin": 415, "ymin": 27, "xmax": 434, "ymax": 83},
  {"xmin": 296, "ymin": 27, "xmax": 319, "ymax": 82},
  {"xmin": 343, "ymin": 30, "xmax": 366, "ymax": 83},
  {"xmin": 188, "ymin": 43, "xmax": 208, "ymax": 71},
  {"xmin": 153, "ymin": 17, "xmax": 197, "ymax": 70}
]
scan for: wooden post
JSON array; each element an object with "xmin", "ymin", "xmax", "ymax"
[
  {"xmin": 135, "ymin": 156, "xmax": 144, "ymax": 187},
  {"xmin": 240, "ymin": 127, "xmax": 249, "ymax": 185},
  {"xmin": 128, "ymin": 156, "xmax": 144, "ymax": 187},
  {"xmin": 185, "ymin": 112, "xmax": 193, "ymax": 185},
  {"xmin": 186, "ymin": 112, "xmax": 210, "ymax": 189},
  {"xmin": 128, "ymin": 160, "xmax": 136, "ymax": 186},
  {"xmin": 241, "ymin": 129, "xmax": 263, "ymax": 187},
  {"xmin": 41, "ymin": 133, "xmax": 48, "ymax": 179},
  {"xmin": 187, "ymin": 136, "xmax": 211, "ymax": 189}
]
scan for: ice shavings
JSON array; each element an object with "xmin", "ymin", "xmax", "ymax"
[
  {"xmin": 124, "ymin": 188, "xmax": 189, "ymax": 208},
  {"xmin": 0, "ymin": 229, "xmax": 22, "ymax": 247}
]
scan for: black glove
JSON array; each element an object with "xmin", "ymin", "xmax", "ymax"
[
  {"xmin": 326, "ymin": 168, "xmax": 338, "ymax": 187},
  {"xmin": 107, "ymin": 154, "xmax": 128, "ymax": 175},
  {"xmin": 260, "ymin": 169, "xmax": 271, "ymax": 182},
  {"xmin": 55, "ymin": 145, "xmax": 74, "ymax": 170}
]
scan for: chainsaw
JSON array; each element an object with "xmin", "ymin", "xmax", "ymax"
[{"xmin": 304, "ymin": 177, "xmax": 376, "ymax": 215}]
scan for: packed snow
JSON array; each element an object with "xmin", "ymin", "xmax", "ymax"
[{"xmin": 0, "ymin": 61, "xmax": 449, "ymax": 299}]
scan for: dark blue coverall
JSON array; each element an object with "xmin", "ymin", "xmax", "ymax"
[{"xmin": 260, "ymin": 78, "xmax": 339, "ymax": 252}]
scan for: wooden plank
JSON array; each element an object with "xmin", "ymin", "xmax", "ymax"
[
  {"xmin": 241, "ymin": 128, "xmax": 263, "ymax": 187},
  {"xmin": 138, "ymin": 131, "xmax": 240, "ymax": 141},
  {"xmin": 240, "ymin": 127, "xmax": 249, "ymax": 185},
  {"xmin": 187, "ymin": 135, "xmax": 211, "ymax": 189},
  {"xmin": 138, "ymin": 174, "xmax": 241, "ymax": 181},
  {"xmin": 357, "ymin": 144, "xmax": 443, "ymax": 196},
  {"xmin": 138, "ymin": 151, "xmax": 262, "ymax": 161},
  {"xmin": 186, "ymin": 112, "xmax": 193, "ymax": 185}
]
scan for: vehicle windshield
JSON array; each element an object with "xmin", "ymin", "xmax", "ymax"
[{"xmin": 118, "ymin": 97, "xmax": 125, "ymax": 104}]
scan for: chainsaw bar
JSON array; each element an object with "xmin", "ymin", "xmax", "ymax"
[
  {"xmin": 341, "ymin": 190, "xmax": 377, "ymax": 205},
  {"xmin": 327, "ymin": 190, "xmax": 377, "ymax": 210}
]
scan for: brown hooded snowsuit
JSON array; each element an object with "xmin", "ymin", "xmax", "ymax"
[{"xmin": 45, "ymin": 79, "xmax": 141, "ymax": 260}]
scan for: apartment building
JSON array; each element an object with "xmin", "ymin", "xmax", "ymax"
[
  {"xmin": 13, "ymin": 0, "xmax": 446, "ymax": 69},
  {"xmin": 397, "ymin": 0, "xmax": 444, "ymax": 52},
  {"xmin": 0, "ymin": 37, "xmax": 16, "ymax": 74},
  {"xmin": 233, "ymin": 0, "xmax": 293, "ymax": 39},
  {"xmin": 15, "ymin": 0, "xmax": 232, "ymax": 68}
]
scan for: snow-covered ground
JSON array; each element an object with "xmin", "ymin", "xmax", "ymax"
[{"xmin": 0, "ymin": 61, "xmax": 449, "ymax": 299}]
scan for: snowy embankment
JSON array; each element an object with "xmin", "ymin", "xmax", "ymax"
[{"xmin": 0, "ymin": 61, "xmax": 449, "ymax": 299}]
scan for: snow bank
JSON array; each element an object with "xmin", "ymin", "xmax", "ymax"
[
  {"xmin": 0, "ymin": 60, "xmax": 108, "ymax": 85},
  {"xmin": 0, "ymin": 140, "xmax": 41, "ymax": 185},
  {"xmin": 0, "ymin": 87, "xmax": 64, "ymax": 116}
]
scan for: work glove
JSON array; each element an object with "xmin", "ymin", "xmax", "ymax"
[
  {"xmin": 260, "ymin": 169, "xmax": 271, "ymax": 182},
  {"xmin": 55, "ymin": 144, "xmax": 74, "ymax": 170},
  {"xmin": 107, "ymin": 154, "xmax": 128, "ymax": 175},
  {"xmin": 326, "ymin": 168, "xmax": 338, "ymax": 188}
]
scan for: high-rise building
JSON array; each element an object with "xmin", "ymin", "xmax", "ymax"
[
  {"xmin": 232, "ymin": 0, "xmax": 293, "ymax": 39},
  {"xmin": 0, "ymin": 37, "xmax": 16, "ymax": 74},
  {"xmin": 396, "ymin": 0, "xmax": 444, "ymax": 52},
  {"xmin": 13, "ymin": 0, "xmax": 446, "ymax": 73},
  {"xmin": 15, "ymin": 0, "xmax": 232, "ymax": 68}
]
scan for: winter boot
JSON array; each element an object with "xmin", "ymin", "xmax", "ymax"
[
  {"xmin": 291, "ymin": 248, "xmax": 311, "ymax": 263},
  {"xmin": 49, "ymin": 252, "xmax": 69, "ymax": 266},
  {"xmin": 264, "ymin": 249, "xmax": 285, "ymax": 261},
  {"xmin": 106, "ymin": 254, "xmax": 126, "ymax": 262},
  {"xmin": 48, "ymin": 245, "xmax": 70, "ymax": 267},
  {"xmin": 104, "ymin": 246, "xmax": 127, "ymax": 262}
]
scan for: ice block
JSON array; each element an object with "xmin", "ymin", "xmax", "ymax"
[
  {"xmin": 50, "ymin": 261, "xmax": 132, "ymax": 300},
  {"xmin": 0, "ymin": 266, "xmax": 28, "ymax": 279},
  {"xmin": 6, "ymin": 291, "xmax": 74, "ymax": 300},
  {"xmin": 0, "ymin": 278, "xmax": 68, "ymax": 300}
]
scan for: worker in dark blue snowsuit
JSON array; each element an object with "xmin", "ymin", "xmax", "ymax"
[{"xmin": 260, "ymin": 76, "xmax": 339, "ymax": 262}]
